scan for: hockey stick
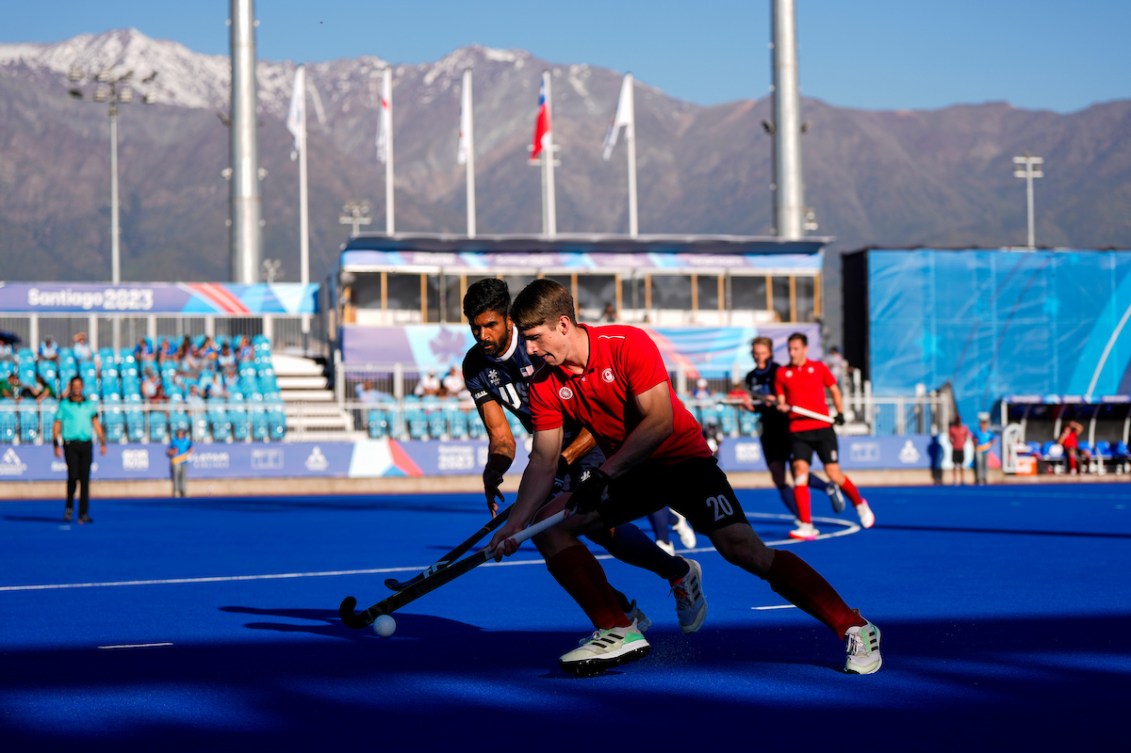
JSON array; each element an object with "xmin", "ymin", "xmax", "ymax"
[
  {"xmin": 383, "ymin": 505, "xmax": 513, "ymax": 591},
  {"xmin": 339, "ymin": 509, "xmax": 568, "ymax": 629},
  {"xmin": 784, "ymin": 404, "xmax": 836, "ymax": 424},
  {"xmin": 719, "ymin": 398, "xmax": 837, "ymax": 424}
]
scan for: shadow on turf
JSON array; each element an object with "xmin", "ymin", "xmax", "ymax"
[
  {"xmin": 876, "ymin": 523, "xmax": 1131, "ymax": 540},
  {"xmin": 219, "ymin": 605, "xmax": 482, "ymax": 642},
  {"xmin": 3, "ymin": 514, "xmax": 72, "ymax": 525},
  {"xmin": 1, "ymin": 613, "xmax": 1127, "ymax": 752}
]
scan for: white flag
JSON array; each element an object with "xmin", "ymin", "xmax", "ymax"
[
  {"xmin": 286, "ymin": 66, "xmax": 306, "ymax": 161},
  {"xmin": 602, "ymin": 73, "xmax": 634, "ymax": 161},
  {"xmin": 457, "ymin": 75, "xmax": 473, "ymax": 165},
  {"xmin": 376, "ymin": 95, "xmax": 391, "ymax": 164}
]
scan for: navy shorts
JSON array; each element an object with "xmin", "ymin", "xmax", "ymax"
[
  {"xmin": 760, "ymin": 423, "xmax": 793, "ymax": 465},
  {"xmin": 599, "ymin": 456, "xmax": 750, "ymax": 535},
  {"xmin": 790, "ymin": 427, "xmax": 840, "ymax": 467}
]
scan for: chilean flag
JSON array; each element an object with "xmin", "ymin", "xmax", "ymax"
[{"xmin": 530, "ymin": 78, "xmax": 551, "ymax": 161}]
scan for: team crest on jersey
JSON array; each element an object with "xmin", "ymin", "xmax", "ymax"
[
  {"xmin": 487, "ymin": 369, "xmax": 500, "ymax": 386},
  {"xmin": 559, "ymin": 386, "xmax": 574, "ymax": 400},
  {"xmin": 601, "ymin": 368, "xmax": 615, "ymax": 383},
  {"xmin": 520, "ymin": 365, "xmax": 534, "ymax": 377},
  {"xmin": 785, "ymin": 369, "xmax": 793, "ymax": 378}
]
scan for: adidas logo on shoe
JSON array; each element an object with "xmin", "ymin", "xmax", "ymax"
[{"xmin": 559, "ymin": 622, "xmax": 650, "ymax": 677}]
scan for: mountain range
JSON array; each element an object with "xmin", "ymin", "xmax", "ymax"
[{"xmin": 1, "ymin": 29, "xmax": 1129, "ymax": 341}]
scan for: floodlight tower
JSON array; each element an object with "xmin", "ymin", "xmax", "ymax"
[
  {"xmin": 1012, "ymin": 152, "xmax": 1044, "ymax": 249},
  {"xmin": 770, "ymin": 0, "xmax": 805, "ymax": 239},
  {"xmin": 229, "ymin": 0, "xmax": 263, "ymax": 283}
]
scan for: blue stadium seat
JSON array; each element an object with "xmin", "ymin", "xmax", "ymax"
[
  {"xmin": 267, "ymin": 406, "xmax": 286, "ymax": 441},
  {"xmin": 125, "ymin": 408, "xmax": 146, "ymax": 443},
  {"xmin": 739, "ymin": 409, "xmax": 759, "ymax": 436},
  {"xmin": 148, "ymin": 410, "xmax": 168, "ymax": 443},
  {"xmin": 465, "ymin": 410, "xmax": 485, "ymax": 439},
  {"xmin": 0, "ymin": 402, "xmax": 17, "ymax": 443},
  {"xmin": 102, "ymin": 408, "xmax": 125, "ymax": 444},
  {"xmin": 18, "ymin": 407, "xmax": 40, "ymax": 444},
  {"xmin": 366, "ymin": 408, "xmax": 389, "ymax": 439},
  {"xmin": 209, "ymin": 407, "xmax": 232, "ymax": 443},
  {"xmin": 229, "ymin": 406, "xmax": 249, "ymax": 442},
  {"xmin": 445, "ymin": 405, "xmax": 468, "ymax": 439},
  {"xmin": 405, "ymin": 406, "xmax": 428, "ymax": 440}
]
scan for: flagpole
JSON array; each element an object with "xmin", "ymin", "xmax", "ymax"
[
  {"xmin": 624, "ymin": 74, "xmax": 638, "ymax": 237},
  {"xmin": 383, "ymin": 67, "xmax": 395, "ymax": 235},
  {"xmin": 462, "ymin": 68, "xmax": 477, "ymax": 238},
  {"xmin": 288, "ymin": 65, "xmax": 311, "ymax": 339},
  {"xmin": 541, "ymin": 70, "xmax": 556, "ymax": 238}
]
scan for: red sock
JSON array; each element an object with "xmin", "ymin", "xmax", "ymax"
[
  {"xmin": 766, "ymin": 549, "xmax": 866, "ymax": 636},
  {"xmin": 840, "ymin": 476, "xmax": 866, "ymax": 507},
  {"xmin": 793, "ymin": 484, "xmax": 812, "ymax": 523},
  {"xmin": 544, "ymin": 544, "xmax": 631, "ymax": 629}
]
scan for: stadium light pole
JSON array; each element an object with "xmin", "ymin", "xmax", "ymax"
[
  {"xmin": 1012, "ymin": 152, "xmax": 1044, "ymax": 249},
  {"xmin": 339, "ymin": 201, "xmax": 372, "ymax": 236},
  {"xmin": 68, "ymin": 67, "xmax": 158, "ymax": 285}
]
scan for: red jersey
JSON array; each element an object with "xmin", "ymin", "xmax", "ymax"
[
  {"xmin": 773, "ymin": 358, "xmax": 835, "ymax": 432},
  {"xmin": 529, "ymin": 323, "xmax": 712, "ymax": 462}
]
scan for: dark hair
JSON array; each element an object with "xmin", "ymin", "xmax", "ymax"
[
  {"xmin": 787, "ymin": 332, "xmax": 808, "ymax": 346},
  {"xmin": 752, "ymin": 336, "xmax": 773, "ymax": 350},
  {"xmin": 511, "ymin": 279, "xmax": 576, "ymax": 331},
  {"xmin": 462, "ymin": 278, "xmax": 511, "ymax": 321}
]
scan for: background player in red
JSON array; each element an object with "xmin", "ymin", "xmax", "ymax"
[
  {"xmin": 774, "ymin": 332, "xmax": 875, "ymax": 540},
  {"xmin": 490, "ymin": 280, "xmax": 882, "ymax": 677}
]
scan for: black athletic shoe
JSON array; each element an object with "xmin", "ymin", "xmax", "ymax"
[
  {"xmin": 63, "ymin": 509, "xmax": 73, "ymax": 522},
  {"xmin": 78, "ymin": 514, "xmax": 93, "ymax": 525}
]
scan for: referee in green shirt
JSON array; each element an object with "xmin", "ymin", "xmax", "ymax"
[{"xmin": 52, "ymin": 376, "xmax": 107, "ymax": 524}]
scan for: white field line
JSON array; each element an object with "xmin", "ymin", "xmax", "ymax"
[{"xmin": 1, "ymin": 513, "xmax": 856, "ymax": 593}]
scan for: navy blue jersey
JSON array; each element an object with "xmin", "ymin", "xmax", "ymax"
[
  {"xmin": 463, "ymin": 330, "xmax": 545, "ymax": 434},
  {"xmin": 745, "ymin": 361, "xmax": 790, "ymax": 435}
]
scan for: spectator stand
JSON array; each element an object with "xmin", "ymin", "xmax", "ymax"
[{"xmin": 997, "ymin": 395, "xmax": 1131, "ymax": 475}]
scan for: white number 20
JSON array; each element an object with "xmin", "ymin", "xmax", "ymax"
[{"xmin": 706, "ymin": 495, "xmax": 733, "ymax": 521}]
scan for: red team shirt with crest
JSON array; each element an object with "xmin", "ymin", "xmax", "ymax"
[
  {"xmin": 773, "ymin": 358, "xmax": 836, "ymax": 432},
  {"xmin": 529, "ymin": 324, "xmax": 712, "ymax": 462}
]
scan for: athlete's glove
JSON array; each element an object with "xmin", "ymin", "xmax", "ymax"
[
  {"xmin": 834, "ymin": 413, "xmax": 846, "ymax": 426},
  {"xmin": 483, "ymin": 468, "xmax": 505, "ymax": 517},
  {"xmin": 567, "ymin": 468, "xmax": 611, "ymax": 513}
]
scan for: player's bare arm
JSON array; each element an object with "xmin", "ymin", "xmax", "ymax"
[
  {"xmin": 828, "ymin": 382, "xmax": 845, "ymax": 415},
  {"xmin": 600, "ymin": 381, "xmax": 674, "ymax": 478},
  {"xmin": 490, "ymin": 425, "xmax": 564, "ymax": 558},
  {"xmin": 478, "ymin": 399, "xmax": 517, "ymax": 515}
]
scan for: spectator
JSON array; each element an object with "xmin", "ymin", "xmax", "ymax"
[
  {"xmin": 692, "ymin": 377, "xmax": 711, "ymax": 400},
  {"xmin": 38, "ymin": 336, "xmax": 60, "ymax": 364},
  {"xmin": 601, "ymin": 302, "xmax": 617, "ymax": 323},
  {"xmin": 199, "ymin": 336, "xmax": 219, "ymax": 365},
  {"xmin": 1058, "ymin": 420, "xmax": 1087, "ymax": 475},
  {"xmin": 948, "ymin": 416, "xmax": 971, "ymax": 485},
  {"xmin": 236, "ymin": 335, "xmax": 255, "ymax": 362},
  {"xmin": 414, "ymin": 370, "xmax": 442, "ymax": 397},
  {"xmin": 133, "ymin": 336, "xmax": 153, "ymax": 361},
  {"xmin": 726, "ymin": 380, "xmax": 747, "ymax": 402},
  {"xmin": 217, "ymin": 342, "xmax": 237, "ymax": 370},
  {"xmin": 166, "ymin": 426, "xmax": 193, "ymax": 498},
  {"xmin": 72, "ymin": 332, "xmax": 94, "ymax": 362},
  {"xmin": 221, "ymin": 364, "xmax": 241, "ymax": 397},
  {"xmin": 141, "ymin": 368, "xmax": 167, "ymax": 404},
  {"xmin": 441, "ymin": 366, "xmax": 465, "ymax": 398},
  {"xmin": 22, "ymin": 374, "xmax": 56, "ymax": 404},
  {"xmin": 0, "ymin": 373, "xmax": 20, "ymax": 401},
  {"xmin": 826, "ymin": 346, "xmax": 848, "ymax": 385},
  {"xmin": 973, "ymin": 413, "xmax": 994, "ymax": 485},
  {"xmin": 0, "ymin": 337, "xmax": 14, "ymax": 366}
]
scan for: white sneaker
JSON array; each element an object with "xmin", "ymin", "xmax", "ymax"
[
  {"xmin": 671, "ymin": 557, "xmax": 707, "ymax": 633},
  {"xmin": 844, "ymin": 621, "xmax": 882, "ymax": 674},
  {"xmin": 789, "ymin": 523, "xmax": 820, "ymax": 540},
  {"xmin": 672, "ymin": 513, "xmax": 697, "ymax": 549},
  {"xmin": 559, "ymin": 621, "xmax": 651, "ymax": 677},
  {"xmin": 828, "ymin": 484, "xmax": 846, "ymax": 514},
  {"xmin": 856, "ymin": 501, "xmax": 875, "ymax": 529},
  {"xmin": 656, "ymin": 539, "xmax": 675, "ymax": 556}
]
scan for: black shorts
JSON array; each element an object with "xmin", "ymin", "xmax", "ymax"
[
  {"xmin": 790, "ymin": 427, "xmax": 840, "ymax": 467},
  {"xmin": 600, "ymin": 456, "xmax": 750, "ymax": 535},
  {"xmin": 951, "ymin": 448, "xmax": 965, "ymax": 464},
  {"xmin": 759, "ymin": 424, "xmax": 793, "ymax": 465}
]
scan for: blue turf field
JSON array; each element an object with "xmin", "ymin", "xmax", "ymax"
[{"xmin": 2, "ymin": 483, "xmax": 1129, "ymax": 751}]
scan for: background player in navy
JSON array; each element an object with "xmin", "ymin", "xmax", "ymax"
[
  {"xmin": 742, "ymin": 336, "xmax": 844, "ymax": 521},
  {"xmin": 462, "ymin": 279, "xmax": 705, "ymax": 639},
  {"xmin": 491, "ymin": 280, "xmax": 881, "ymax": 676}
]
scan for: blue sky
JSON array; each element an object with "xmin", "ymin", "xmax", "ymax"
[{"xmin": 5, "ymin": 0, "xmax": 1128, "ymax": 112}]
